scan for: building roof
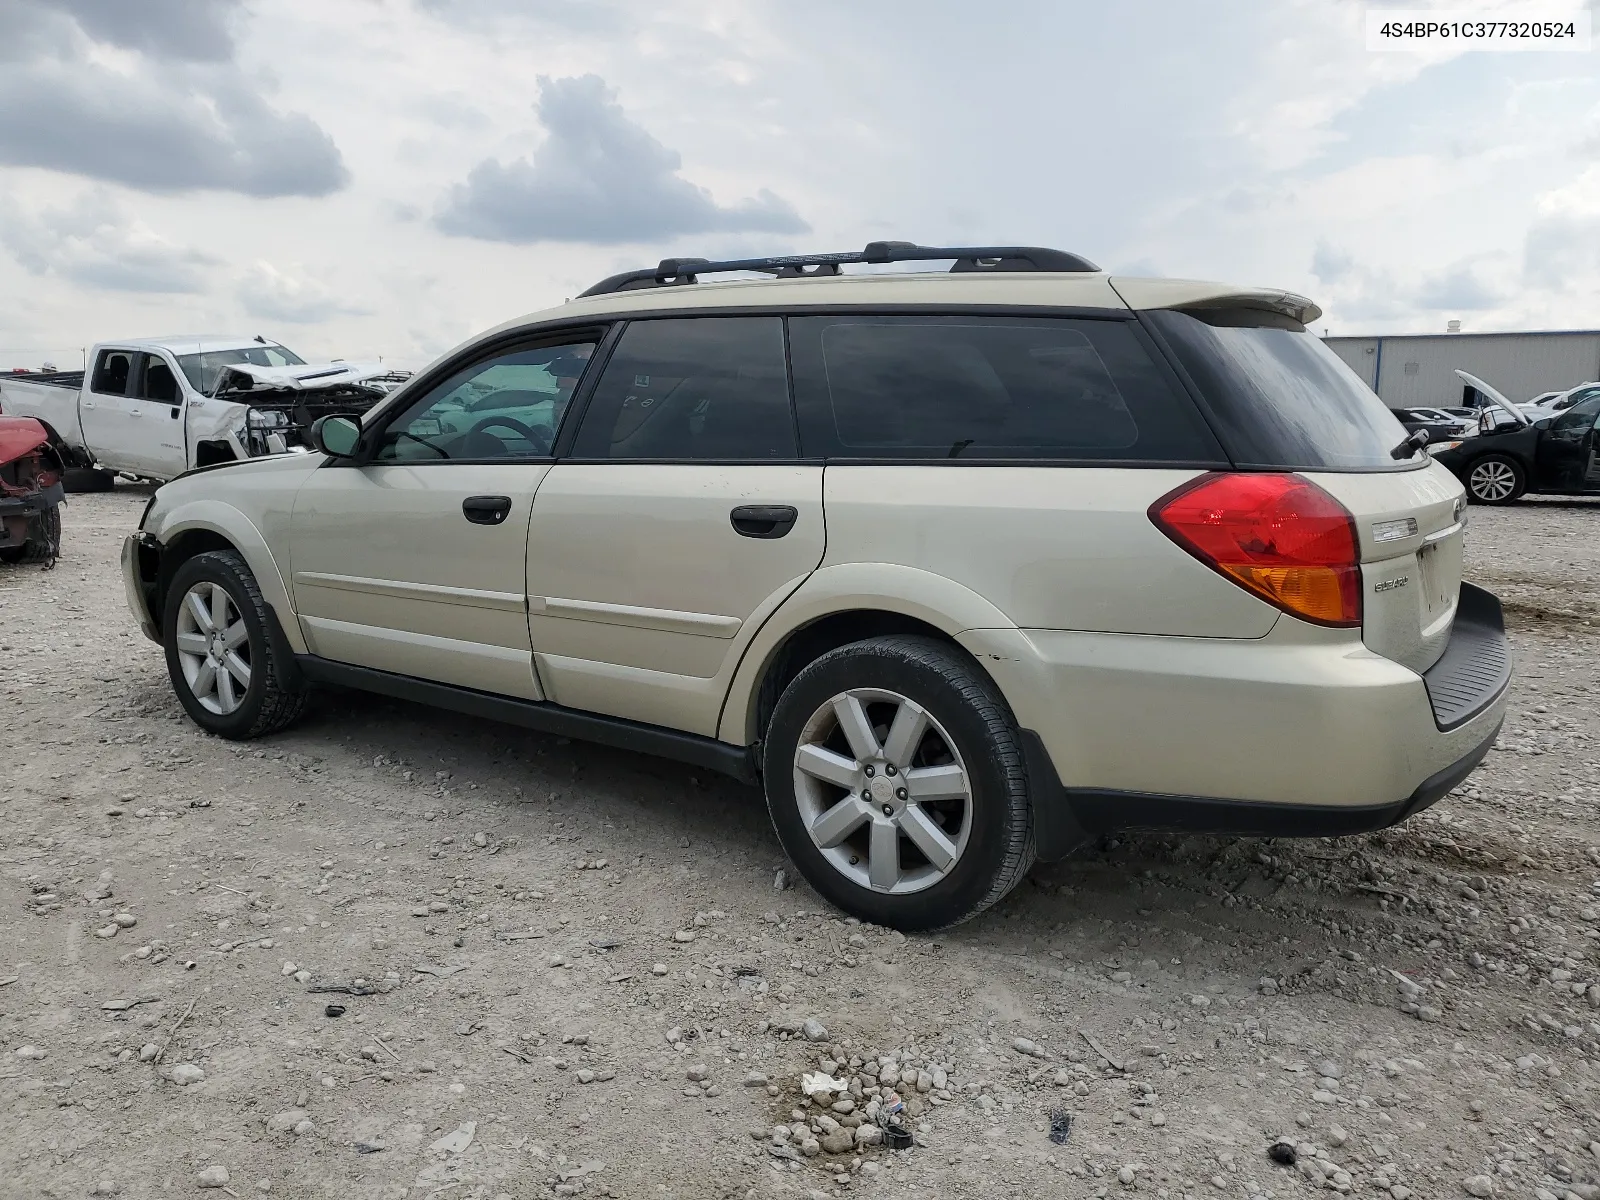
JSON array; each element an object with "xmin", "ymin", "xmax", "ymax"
[{"xmin": 1327, "ymin": 328, "xmax": 1600, "ymax": 342}]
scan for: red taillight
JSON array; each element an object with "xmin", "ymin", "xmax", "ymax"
[{"xmin": 1149, "ymin": 472, "xmax": 1362, "ymax": 628}]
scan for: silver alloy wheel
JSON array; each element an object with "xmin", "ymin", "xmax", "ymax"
[
  {"xmin": 1469, "ymin": 459, "xmax": 1517, "ymax": 501},
  {"xmin": 174, "ymin": 582, "xmax": 252, "ymax": 716},
  {"xmin": 791, "ymin": 688, "xmax": 973, "ymax": 895}
]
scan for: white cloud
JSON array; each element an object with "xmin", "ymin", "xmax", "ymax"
[
  {"xmin": 435, "ymin": 74, "xmax": 807, "ymax": 245},
  {"xmin": 0, "ymin": 188, "xmax": 217, "ymax": 293},
  {"xmin": 3, "ymin": 0, "xmax": 1600, "ymax": 369},
  {"xmin": 238, "ymin": 261, "xmax": 366, "ymax": 324}
]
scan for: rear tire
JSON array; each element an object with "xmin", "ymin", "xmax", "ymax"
[
  {"xmin": 162, "ymin": 549, "xmax": 307, "ymax": 739},
  {"xmin": 761, "ymin": 635, "xmax": 1034, "ymax": 931},
  {"xmin": 1465, "ymin": 455, "xmax": 1524, "ymax": 505},
  {"xmin": 62, "ymin": 467, "xmax": 115, "ymax": 493}
]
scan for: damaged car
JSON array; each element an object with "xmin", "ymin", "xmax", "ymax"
[
  {"xmin": 0, "ymin": 335, "xmax": 409, "ymax": 488},
  {"xmin": 0, "ymin": 415, "xmax": 66, "ymax": 566}
]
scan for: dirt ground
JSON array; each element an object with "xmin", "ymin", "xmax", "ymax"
[{"xmin": 2, "ymin": 485, "xmax": 1598, "ymax": 1200}]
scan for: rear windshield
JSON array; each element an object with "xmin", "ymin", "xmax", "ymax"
[{"xmin": 1145, "ymin": 308, "xmax": 1415, "ymax": 471}]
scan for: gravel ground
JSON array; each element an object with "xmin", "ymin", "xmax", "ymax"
[{"xmin": 2, "ymin": 486, "xmax": 1598, "ymax": 1200}]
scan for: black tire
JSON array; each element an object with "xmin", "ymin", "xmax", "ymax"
[
  {"xmin": 1464, "ymin": 454, "xmax": 1525, "ymax": 505},
  {"xmin": 162, "ymin": 549, "xmax": 307, "ymax": 739},
  {"xmin": 0, "ymin": 504, "xmax": 60, "ymax": 564},
  {"xmin": 761, "ymin": 635, "xmax": 1034, "ymax": 931},
  {"xmin": 62, "ymin": 467, "xmax": 115, "ymax": 493}
]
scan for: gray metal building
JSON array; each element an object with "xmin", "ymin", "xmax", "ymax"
[{"xmin": 1325, "ymin": 330, "xmax": 1600, "ymax": 409}]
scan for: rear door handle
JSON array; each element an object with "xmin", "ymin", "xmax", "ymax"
[
  {"xmin": 462, "ymin": 495, "xmax": 513, "ymax": 525},
  {"xmin": 730, "ymin": 504, "xmax": 798, "ymax": 539}
]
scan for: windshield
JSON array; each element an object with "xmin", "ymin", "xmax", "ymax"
[
  {"xmin": 176, "ymin": 345, "xmax": 307, "ymax": 395},
  {"xmin": 1146, "ymin": 308, "xmax": 1416, "ymax": 471}
]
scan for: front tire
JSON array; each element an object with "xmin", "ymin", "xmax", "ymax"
[
  {"xmin": 762, "ymin": 635, "xmax": 1034, "ymax": 931},
  {"xmin": 1465, "ymin": 455, "xmax": 1524, "ymax": 505},
  {"xmin": 162, "ymin": 550, "xmax": 307, "ymax": 739}
]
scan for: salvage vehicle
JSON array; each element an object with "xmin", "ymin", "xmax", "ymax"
[
  {"xmin": 0, "ymin": 335, "xmax": 407, "ymax": 487},
  {"xmin": 0, "ymin": 416, "xmax": 66, "ymax": 566},
  {"xmin": 1430, "ymin": 370, "xmax": 1600, "ymax": 503},
  {"xmin": 124, "ymin": 242, "xmax": 1511, "ymax": 931}
]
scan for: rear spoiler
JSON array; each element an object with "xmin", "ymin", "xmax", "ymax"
[{"xmin": 1109, "ymin": 278, "xmax": 1322, "ymax": 325}]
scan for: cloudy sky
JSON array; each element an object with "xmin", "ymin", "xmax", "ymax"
[{"xmin": 1, "ymin": 0, "xmax": 1598, "ymax": 370}]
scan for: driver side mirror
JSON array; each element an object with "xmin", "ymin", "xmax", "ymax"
[
  {"xmin": 1535, "ymin": 417, "xmax": 1554, "ymax": 430},
  {"xmin": 310, "ymin": 414, "xmax": 362, "ymax": 458}
]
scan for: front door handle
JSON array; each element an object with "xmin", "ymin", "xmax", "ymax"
[
  {"xmin": 730, "ymin": 504, "xmax": 798, "ymax": 539},
  {"xmin": 462, "ymin": 495, "xmax": 513, "ymax": 525}
]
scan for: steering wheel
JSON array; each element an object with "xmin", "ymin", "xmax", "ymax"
[{"xmin": 467, "ymin": 415, "xmax": 550, "ymax": 454}]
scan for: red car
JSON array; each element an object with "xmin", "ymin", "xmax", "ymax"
[{"xmin": 0, "ymin": 416, "xmax": 66, "ymax": 566}]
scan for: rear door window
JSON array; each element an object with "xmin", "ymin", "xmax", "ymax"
[
  {"xmin": 91, "ymin": 350, "xmax": 133, "ymax": 396},
  {"xmin": 1144, "ymin": 308, "xmax": 1413, "ymax": 471},
  {"xmin": 788, "ymin": 315, "xmax": 1222, "ymax": 462},
  {"xmin": 571, "ymin": 317, "xmax": 795, "ymax": 460}
]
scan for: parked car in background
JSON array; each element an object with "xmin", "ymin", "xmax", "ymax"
[
  {"xmin": 0, "ymin": 416, "xmax": 66, "ymax": 566},
  {"xmin": 123, "ymin": 242, "xmax": 1509, "ymax": 931},
  {"xmin": 0, "ymin": 335, "xmax": 409, "ymax": 488},
  {"xmin": 1432, "ymin": 370, "xmax": 1600, "ymax": 502},
  {"xmin": 1390, "ymin": 406, "xmax": 1473, "ymax": 441},
  {"xmin": 1527, "ymin": 382, "xmax": 1600, "ymax": 417}
]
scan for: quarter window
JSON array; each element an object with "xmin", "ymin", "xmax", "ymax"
[
  {"xmin": 571, "ymin": 317, "xmax": 795, "ymax": 460},
  {"xmin": 789, "ymin": 315, "xmax": 1221, "ymax": 461},
  {"xmin": 374, "ymin": 338, "xmax": 598, "ymax": 461}
]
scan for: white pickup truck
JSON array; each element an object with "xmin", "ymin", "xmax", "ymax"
[{"xmin": 0, "ymin": 334, "xmax": 408, "ymax": 487}]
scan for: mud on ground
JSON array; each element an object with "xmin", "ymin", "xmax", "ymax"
[{"xmin": 1, "ymin": 489, "xmax": 1598, "ymax": 1200}]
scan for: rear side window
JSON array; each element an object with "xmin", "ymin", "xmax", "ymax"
[
  {"xmin": 92, "ymin": 350, "xmax": 132, "ymax": 396},
  {"xmin": 571, "ymin": 317, "xmax": 795, "ymax": 460},
  {"xmin": 1145, "ymin": 308, "xmax": 1413, "ymax": 471},
  {"xmin": 788, "ymin": 315, "xmax": 1222, "ymax": 462}
]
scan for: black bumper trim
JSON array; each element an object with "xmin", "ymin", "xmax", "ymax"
[
  {"xmin": 1025, "ymin": 717, "xmax": 1504, "ymax": 861},
  {"xmin": 0, "ymin": 480, "xmax": 65, "ymax": 517},
  {"xmin": 295, "ymin": 656, "xmax": 758, "ymax": 784},
  {"xmin": 1421, "ymin": 581, "xmax": 1511, "ymax": 731}
]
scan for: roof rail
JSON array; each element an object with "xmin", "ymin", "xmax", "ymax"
[{"xmin": 577, "ymin": 242, "xmax": 1100, "ymax": 298}]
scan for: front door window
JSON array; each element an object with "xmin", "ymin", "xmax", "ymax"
[{"xmin": 375, "ymin": 339, "xmax": 598, "ymax": 461}]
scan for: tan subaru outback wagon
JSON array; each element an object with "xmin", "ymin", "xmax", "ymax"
[{"xmin": 124, "ymin": 242, "xmax": 1510, "ymax": 930}]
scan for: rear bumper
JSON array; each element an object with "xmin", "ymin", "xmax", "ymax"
[{"xmin": 958, "ymin": 582, "xmax": 1511, "ymax": 859}]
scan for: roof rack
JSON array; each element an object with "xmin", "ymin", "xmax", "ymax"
[{"xmin": 577, "ymin": 241, "xmax": 1100, "ymax": 298}]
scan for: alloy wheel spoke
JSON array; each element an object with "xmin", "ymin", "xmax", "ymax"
[
  {"xmin": 810, "ymin": 795, "xmax": 872, "ymax": 848},
  {"xmin": 879, "ymin": 700, "xmax": 929, "ymax": 770},
  {"xmin": 867, "ymin": 819, "xmax": 900, "ymax": 891},
  {"xmin": 215, "ymin": 666, "xmax": 236, "ymax": 712},
  {"xmin": 795, "ymin": 743, "xmax": 860, "ymax": 791},
  {"xmin": 899, "ymin": 804, "xmax": 958, "ymax": 872},
  {"xmin": 186, "ymin": 590, "xmax": 216, "ymax": 634},
  {"xmin": 222, "ymin": 650, "xmax": 251, "ymax": 689},
  {"xmin": 831, "ymin": 694, "xmax": 881, "ymax": 762},
  {"xmin": 175, "ymin": 632, "xmax": 208, "ymax": 656},
  {"xmin": 904, "ymin": 762, "xmax": 968, "ymax": 802},
  {"xmin": 210, "ymin": 585, "xmax": 230, "ymax": 632},
  {"xmin": 192, "ymin": 659, "xmax": 217, "ymax": 698},
  {"xmin": 220, "ymin": 620, "xmax": 249, "ymax": 651}
]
